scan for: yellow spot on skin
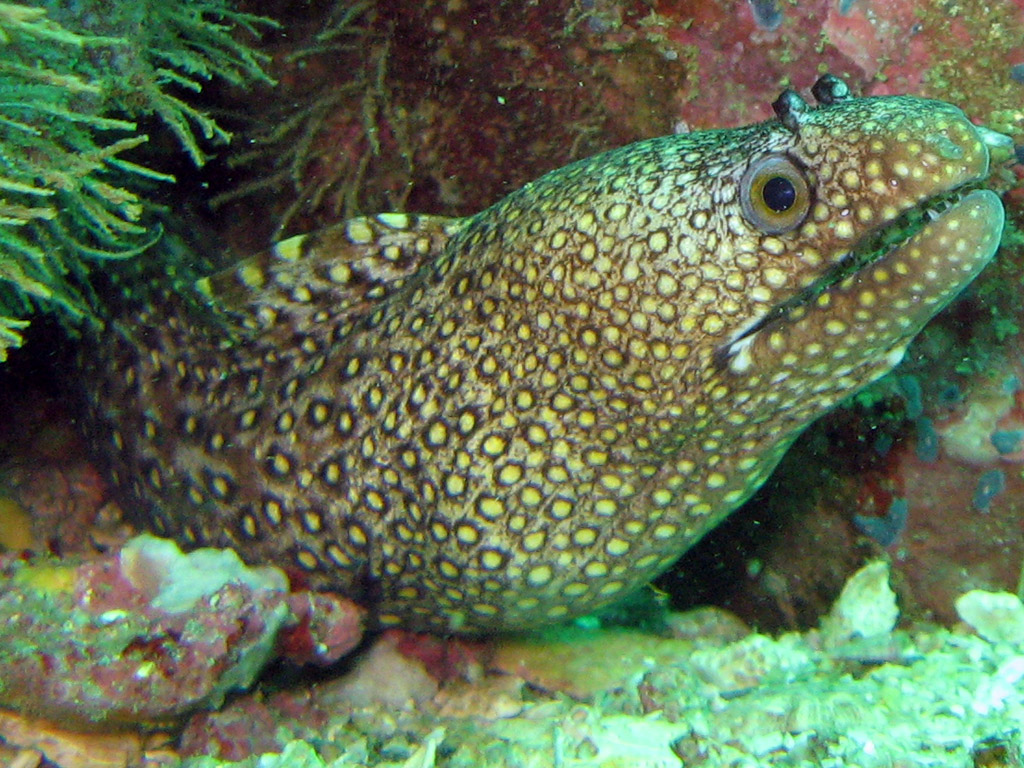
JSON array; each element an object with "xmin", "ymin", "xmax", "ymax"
[
  {"xmin": 328, "ymin": 263, "xmax": 352, "ymax": 284},
  {"xmin": 377, "ymin": 212, "xmax": 410, "ymax": 229},
  {"xmin": 825, "ymin": 319, "xmax": 847, "ymax": 335},
  {"xmin": 349, "ymin": 525, "xmax": 368, "ymax": 547},
  {"xmin": 528, "ymin": 565, "xmax": 553, "ymax": 586},
  {"xmin": 482, "ymin": 435, "xmax": 507, "ymax": 456},
  {"xmin": 445, "ymin": 474, "xmax": 466, "ymax": 496},
  {"xmin": 648, "ymin": 230, "xmax": 669, "ymax": 252},
  {"xmin": 652, "ymin": 489, "xmax": 673, "ymax": 507},
  {"xmin": 573, "ymin": 528, "xmax": 598, "ymax": 546},
  {"xmin": 600, "ymin": 473, "xmax": 622, "ymax": 491},
  {"xmin": 599, "ymin": 581, "xmax": 625, "ymax": 596},
  {"xmin": 552, "ymin": 393, "xmax": 574, "ymax": 411},
  {"xmin": 656, "ymin": 273, "xmax": 678, "ymax": 297},
  {"xmin": 481, "ymin": 550, "xmax": 504, "ymax": 570},
  {"xmin": 834, "ymin": 220, "xmax": 855, "ymax": 239},
  {"xmin": 653, "ymin": 524, "xmax": 677, "ymax": 539},
  {"xmin": 605, "ymin": 538, "xmax": 630, "ymax": 556},
  {"xmin": 702, "ymin": 315, "xmax": 724, "ymax": 334},
  {"xmin": 478, "ymin": 496, "xmax": 504, "ymax": 519},
  {"xmin": 428, "ymin": 421, "xmax": 448, "ymax": 446},
  {"xmin": 763, "ymin": 268, "xmax": 787, "ymax": 288},
  {"xmin": 499, "ymin": 464, "xmax": 523, "ymax": 485},
  {"xmin": 346, "ymin": 219, "xmax": 374, "ymax": 244},
  {"xmin": 520, "ymin": 485, "xmax": 543, "ymax": 506},
  {"xmin": 607, "ymin": 203, "xmax": 629, "ymax": 221},
  {"xmin": 523, "ymin": 532, "xmax": 546, "ymax": 551},
  {"xmin": 238, "ymin": 263, "xmax": 267, "ymax": 290},
  {"xmin": 272, "ymin": 234, "xmax": 305, "ymax": 262}
]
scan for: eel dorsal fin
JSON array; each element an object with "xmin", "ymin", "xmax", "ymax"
[{"xmin": 197, "ymin": 212, "xmax": 468, "ymax": 347}]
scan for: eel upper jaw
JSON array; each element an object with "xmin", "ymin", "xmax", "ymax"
[
  {"xmin": 718, "ymin": 182, "xmax": 992, "ymax": 366},
  {"xmin": 721, "ymin": 122, "xmax": 1017, "ymax": 363}
]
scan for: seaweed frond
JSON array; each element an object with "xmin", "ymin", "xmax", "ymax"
[
  {"xmin": 208, "ymin": 1, "xmax": 411, "ymax": 239},
  {"xmin": 109, "ymin": 2, "xmax": 279, "ymax": 165},
  {"xmin": 0, "ymin": 0, "xmax": 276, "ymax": 361}
]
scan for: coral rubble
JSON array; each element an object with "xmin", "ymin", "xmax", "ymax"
[{"xmin": 0, "ymin": 534, "xmax": 362, "ymax": 726}]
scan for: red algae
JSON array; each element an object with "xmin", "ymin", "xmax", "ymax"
[{"xmin": 0, "ymin": 537, "xmax": 363, "ymax": 727}]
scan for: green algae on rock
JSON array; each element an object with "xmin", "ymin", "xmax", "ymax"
[{"xmin": 80, "ymin": 76, "xmax": 1007, "ymax": 633}]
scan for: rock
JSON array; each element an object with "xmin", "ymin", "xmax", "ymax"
[
  {"xmin": 0, "ymin": 709, "xmax": 144, "ymax": 768},
  {"xmin": 0, "ymin": 536, "xmax": 363, "ymax": 726},
  {"xmin": 955, "ymin": 589, "xmax": 1024, "ymax": 644},
  {"xmin": 819, "ymin": 560, "xmax": 899, "ymax": 649}
]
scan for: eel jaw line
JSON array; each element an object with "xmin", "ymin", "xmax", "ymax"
[{"xmin": 719, "ymin": 186, "xmax": 1004, "ymax": 371}]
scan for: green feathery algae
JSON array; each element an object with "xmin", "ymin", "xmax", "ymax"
[{"xmin": 0, "ymin": 0, "xmax": 276, "ymax": 361}]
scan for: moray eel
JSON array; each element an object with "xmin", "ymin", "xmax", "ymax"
[{"xmin": 83, "ymin": 76, "xmax": 1006, "ymax": 632}]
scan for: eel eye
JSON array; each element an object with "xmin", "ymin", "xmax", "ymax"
[{"xmin": 740, "ymin": 154, "xmax": 811, "ymax": 234}]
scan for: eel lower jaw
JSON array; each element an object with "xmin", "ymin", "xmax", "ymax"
[{"xmin": 718, "ymin": 186, "xmax": 1003, "ymax": 369}]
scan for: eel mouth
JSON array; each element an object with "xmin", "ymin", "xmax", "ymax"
[{"xmin": 725, "ymin": 185, "xmax": 982, "ymax": 349}]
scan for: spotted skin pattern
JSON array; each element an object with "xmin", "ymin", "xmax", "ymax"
[{"xmin": 83, "ymin": 78, "xmax": 1005, "ymax": 632}]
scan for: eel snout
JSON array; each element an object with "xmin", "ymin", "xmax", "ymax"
[{"xmin": 720, "ymin": 187, "xmax": 1004, "ymax": 418}]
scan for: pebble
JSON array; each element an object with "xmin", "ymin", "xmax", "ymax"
[
  {"xmin": 915, "ymin": 418, "xmax": 939, "ymax": 462},
  {"xmin": 972, "ymin": 469, "xmax": 1006, "ymax": 512},
  {"xmin": 990, "ymin": 429, "xmax": 1024, "ymax": 455},
  {"xmin": 853, "ymin": 498, "xmax": 908, "ymax": 547},
  {"xmin": 748, "ymin": 0, "xmax": 783, "ymax": 30},
  {"xmin": 898, "ymin": 375, "xmax": 924, "ymax": 419}
]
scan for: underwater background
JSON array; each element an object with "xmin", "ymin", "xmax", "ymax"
[{"xmin": 0, "ymin": 0, "xmax": 1023, "ymax": 766}]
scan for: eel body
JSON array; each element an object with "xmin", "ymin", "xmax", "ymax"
[{"xmin": 83, "ymin": 76, "xmax": 1006, "ymax": 632}]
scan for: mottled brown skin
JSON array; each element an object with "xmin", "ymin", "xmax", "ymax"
[{"xmin": 82, "ymin": 78, "xmax": 1004, "ymax": 632}]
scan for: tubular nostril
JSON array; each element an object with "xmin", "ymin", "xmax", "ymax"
[{"xmin": 975, "ymin": 124, "xmax": 1015, "ymax": 165}]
